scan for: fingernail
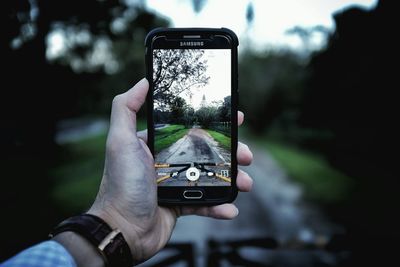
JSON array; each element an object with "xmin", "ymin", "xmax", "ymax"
[{"xmin": 234, "ymin": 207, "xmax": 239, "ymax": 217}]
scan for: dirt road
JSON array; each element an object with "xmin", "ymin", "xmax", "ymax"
[{"xmin": 156, "ymin": 128, "xmax": 228, "ymax": 164}]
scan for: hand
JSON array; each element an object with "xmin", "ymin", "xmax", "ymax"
[{"xmin": 88, "ymin": 78, "xmax": 253, "ymax": 263}]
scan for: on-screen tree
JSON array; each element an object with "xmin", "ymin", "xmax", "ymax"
[{"xmin": 153, "ymin": 49, "xmax": 210, "ymax": 107}]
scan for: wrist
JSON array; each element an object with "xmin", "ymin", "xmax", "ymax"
[{"xmin": 87, "ymin": 204, "xmax": 143, "ymax": 262}]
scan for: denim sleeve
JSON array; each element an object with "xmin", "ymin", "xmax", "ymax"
[{"xmin": 0, "ymin": 240, "xmax": 77, "ymax": 267}]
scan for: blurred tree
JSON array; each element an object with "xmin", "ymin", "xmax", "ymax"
[
  {"xmin": 286, "ymin": 25, "xmax": 329, "ymax": 53},
  {"xmin": 153, "ymin": 49, "xmax": 210, "ymax": 107},
  {"xmin": 246, "ymin": 2, "xmax": 254, "ymax": 26},
  {"xmin": 191, "ymin": 0, "xmax": 207, "ymax": 14},
  {"xmin": 239, "ymin": 50, "xmax": 307, "ymax": 134},
  {"xmin": 299, "ymin": 1, "xmax": 399, "ymax": 262},
  {"xmin": 94, "ymin": 8, "xmax": 169, "ymax": 114},
  {"xmin": 1, "ymin": 0, "xmax": 168, "ymax": 260}
]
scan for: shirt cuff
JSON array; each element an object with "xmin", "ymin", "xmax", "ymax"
[{"xmin": 0, "ymin": 240, "xmax": 77, "ymax": 267}]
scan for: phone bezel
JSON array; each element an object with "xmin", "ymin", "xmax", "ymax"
[{"xmin": 145, "ymin": 28, "xmax": 238, "ymax": 205}]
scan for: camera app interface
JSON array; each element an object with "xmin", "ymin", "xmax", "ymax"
[{"xmin": 153, "ymin": 49, "xmax": 231, "ymax": 186}]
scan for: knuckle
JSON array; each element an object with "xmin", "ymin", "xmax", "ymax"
[{"xmin": 112, "ymin": 94, "xmax": 124, "ymax": 106}]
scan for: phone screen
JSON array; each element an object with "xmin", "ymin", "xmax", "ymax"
[{"xmin": 152, "ymin": 48, "xmax": 232, "ymax": 187}]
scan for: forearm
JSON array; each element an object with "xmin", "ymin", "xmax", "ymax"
[{"xmin": 53, "ymin": 232, "xmax": 105, "ymax": 267}]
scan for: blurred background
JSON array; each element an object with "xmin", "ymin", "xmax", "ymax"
[{"xmin": 2, "ymin": 0, "xmax": 398, "ymax": 266}]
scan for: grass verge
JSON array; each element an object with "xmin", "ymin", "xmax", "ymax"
[
  {"xmin": 50, "ymin": 133, "xmax": 106, "ymax": 213},
  {"xmin": 259, "ymin": 140, "xmax": 353, "ymax": 204},
  {"xmin": 206, "ymin": 130, "xmax": 231, "ymax": 150},
  {"xmin": 154, "ymin": 124, "xmax": 188, "ymax": 152}
]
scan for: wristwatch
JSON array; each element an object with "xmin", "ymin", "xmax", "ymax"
[{"xmin": 50, "ymin": 214, "xmax": 133, "ymax": 267}]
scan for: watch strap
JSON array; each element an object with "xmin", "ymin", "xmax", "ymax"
[{"xmin": 50, "ymin": 214, "xmax": 133, "ymax": 267}]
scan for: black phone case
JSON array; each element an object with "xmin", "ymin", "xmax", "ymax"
[{"xmin": 145, "ymin": 28, "xmax": 239, "ymax": 205}]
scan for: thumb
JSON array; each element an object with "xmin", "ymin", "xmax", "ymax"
[
  {"xmin": 109, "ymin": 78, "xmax": 149, "ymax": 138},
  {"xmin": 124, "ymin": 78, "xmax": 149, "ymax": 114}
]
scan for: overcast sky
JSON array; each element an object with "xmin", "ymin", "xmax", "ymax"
[{"xmin": 145, "ymin": 0, "xmax": 377, "ymax": 51}]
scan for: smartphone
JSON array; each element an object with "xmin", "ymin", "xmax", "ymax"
[{"xmin": 145, "ymin": 28, "xmax": 238, "ymax": 205}]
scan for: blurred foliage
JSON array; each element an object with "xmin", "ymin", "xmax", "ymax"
[
  {"xmin": 238, "ymin": 50, "xmax": 308, "ymax": 135},
  {"xmin": 192, "ymin": 0, "xmax": 207, "ymax": 13},
  {"xmin": 298, "ymin": 1, "xmax": 399, "ymax": 240}
]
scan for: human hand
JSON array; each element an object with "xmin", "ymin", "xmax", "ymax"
[{"xmin": 88, "ymin": 78, "xmax": 253, "ymax": 263}]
